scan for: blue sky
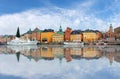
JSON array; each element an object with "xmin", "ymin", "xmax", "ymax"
[{"xmin": 0, "ymin": 0, "xmax": 120, "ymax": 34}]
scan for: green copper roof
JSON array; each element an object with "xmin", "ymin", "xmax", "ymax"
[
  {"xmin": 26, "ymin": 28, "xmax": 32, "ymax": 34},
  {"xmin": 59, "ymin": 25, "xmax": 63, "ymax": 32},
  {"xmin": 53, "ymin": 31, "xmax": 64, "ymax": 36}
]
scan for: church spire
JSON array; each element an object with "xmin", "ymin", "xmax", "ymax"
[
  {"xmin": 110, "ymin": 24, "xmax": 113, "ymax": 28},
  {"xmin": 59, "ymin": 25, "xmax": 62, "ymax": 32}
]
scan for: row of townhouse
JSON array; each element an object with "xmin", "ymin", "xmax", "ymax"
[
  {"xmin": 21, "ymin": 25, "xmax": 102, "ymax": 43},
  {"xmin": 1, "ymin": 24, "xmax": 116, "ymax": 44}
]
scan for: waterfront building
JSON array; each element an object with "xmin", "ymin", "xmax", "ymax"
[
  {"xmin": 64, "ymin": 27, "xmax": 72, "ymax": 41},
  {"xmin": 114, "ymin": 26, "xmax": 120, "ymax": 40},
  {"xmin": 83, "ymin": 29, "xmax": 98, "ymax": 42},
  {"xmin": 41, "ymin": 29, "xmax": 54, "ymax": 43},
  {"xmin": 106, "ymin": 24, "xmax": 115, "ymax": 42},
  {"xmin": 1, "ymin": 35, "xmax": 15, "ymax": 43},
  {"xmin": 52, "ymin": 26, "xmax": 64, "ymax": 43},
  {"xmin": 31, "ymin": 27, "xmax": 42, "ymax": 42},
  {"xmin": 70, "ymin": 30, "xmax": 83, "ymax": 42},
  {"xmin": 0, "ymin": 36, "xmax": 2, "ymax": 43},
  {"xmin": 21, "ymin": 29, "xmax": 32, "ymax": 40},
  {"xmin": 107, "ymin": 24, "xmax": 114, "ymax": 37},
  {"xmin": 95, "ymin": 30, "xmax": 102, "ymax": 40}
]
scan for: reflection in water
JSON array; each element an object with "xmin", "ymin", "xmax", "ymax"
[
  {"xmin": 0, "ymin": 45, "xmax": 120, "ymax": 64},
  {"xmin": 0, "ymin": 45, "xmax": 120, "ymax": 79}
]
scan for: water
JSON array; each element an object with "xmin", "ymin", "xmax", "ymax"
[{"xmin": 0, "ymin": 45, "xmax": 120, "ymax": 79}]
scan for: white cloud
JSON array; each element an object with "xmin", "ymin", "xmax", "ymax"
[{"xmin": 0, "ymin": 1, "xmax": 120, "ymax": 35}]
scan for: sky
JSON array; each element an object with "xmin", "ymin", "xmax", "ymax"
[{"xmin": 0, "ymin": 0, "xmax": 120, "ymax": 35}]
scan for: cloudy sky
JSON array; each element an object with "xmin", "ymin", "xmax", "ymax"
[{"xmin": 0, "ymin": 0, "xmax": 120, "ymax": 35}]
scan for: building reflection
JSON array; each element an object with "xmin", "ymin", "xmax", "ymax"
[{"xmin": 0, "ymin": 45, "xmax": 120, "ymax": 64}]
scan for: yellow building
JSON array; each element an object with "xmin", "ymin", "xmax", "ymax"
[
  {"xmin": 52, "ymin": 32, "xmax": 64, "ymax": 43},
  {"xmin": 70, "ymin": 30, "xmax": 83, "ymax": 42},
  {"xmin": 70, "ymin": 34, "xmax": 82, "ymax": 42},
  {"xmin": 52, "ymin": 26, "xmax": 64, "ymax": 43},
  {"xmin": 41, "ymin": 30, "xmax": 54, "ymax": 43},
  {"xmin": 83, "ymin": 30, "xmax": 98, "ymax": 42}
]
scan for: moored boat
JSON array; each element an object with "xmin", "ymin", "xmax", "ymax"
[
  {"xmin": 64, "ymin": 42, "xmax": 84, "ymax": 46},
  {"xmin": 7, "ymin": 37, "xmax": 38, "ymax": 45}
]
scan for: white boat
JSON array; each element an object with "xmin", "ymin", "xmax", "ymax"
[
  {"xmin": 7, "ymin": 37, "xmax": 38, "ymax": 45},
  {"xmin": 64, "ymin": 42, "xmax": 84, "ymax": 46}
]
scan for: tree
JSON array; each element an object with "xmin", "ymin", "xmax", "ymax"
[{"xmin": 16, "ymin": 27, "xmax": 20, "ymax": 38}]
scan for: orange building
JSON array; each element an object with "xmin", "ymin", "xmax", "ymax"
[
  {"xmin": 31, "ymin": 27, "xmax": 41, "ymax": 42},
  {"xmin": 96, "ymin": 31, "xmax": 102, "ymax": 40},
  {"xmin": 41, "ymin": 29, "xmax": 54, "ymax": 43},
  {"xmin": 64, "ymin": 27, "xmax": 72, "ymax": 41}
]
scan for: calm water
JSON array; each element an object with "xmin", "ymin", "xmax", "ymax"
[{"xmin": 0, "ymin": 45, "xmax": 120, "ymax": 79}]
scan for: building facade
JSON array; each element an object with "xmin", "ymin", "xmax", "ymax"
[
  {"xmin": 64, "ymin": 27, "xmax": 72, "ymax": 41},
  {"xmin": 114, "ymin": 26, "xmax": 120, "ymax": 39},
  {"xmin": 21, "ymin": 29, "xmax": 32, "ymax": 40},
  {"xmin": 52, "ymin": 26, "xmax": 64, "ymax": 43},
  {"xmin": 107, "ymin": 24, "xmax": 114, "ymax": 37},
  {"xmin": 83, "ymin": 30, "xmax": 98, "ymax": 42},
  {"xmin": 41, "ymin": 29, "xmax": 54, "ymax": 43},
  {"xmin": 70, "ymin": 30, "xmax": 83, "ymax": 42},
  {"xmin": 31, "ymin": 27, "xmax": 41, "ymax": 42}
]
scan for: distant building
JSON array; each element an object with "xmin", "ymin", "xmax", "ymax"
[
  {"xmin": 114, "ymin": 26, "xmax": 120, "ymax": 40},
  {"xmin": 70, "ymin": 30, "xmax": 83, "ymax": 42},
  {"xmin": 41, "ymin": 29, "xmax": 54, "ymax": 43},
  {"xmin": 21, "ymin": 29, "xmax": 32, "ymax": 40},
  {"xmin": 31, "ymin": 27, "xmax": 42, "ymax": 42},
  {"xmin": 106, "ymin": 24, "xmax": 115, "ymax": 41},
  {"xmin": 64, "ymin": 27, "xmax": 72, "ymax": 41},
  {"xmin": 52, "ymin": 26, "xmax": 64, "ymax": 43},
  {"xmin": 0, "ymin": 35, "xmax": 15, "ymax": 43},
  {"xmin": 107, "ymin": 24, "xmax": 114, "ymax": 37},
  {"xmin": 83, "ymin": 29, "xmax": 98, "ymax": 42}
]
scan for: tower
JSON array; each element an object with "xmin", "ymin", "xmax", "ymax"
[
  {"xmin": 109, "ymin": 24, "xmax": 113, "ymax": 33},
  {"xmin": 59, "ymin": 25, "xmax": 62, "ymax": 32},
  {"xmin": 108, "ymin": 24, "xmax": 114, "ymax": 37}
]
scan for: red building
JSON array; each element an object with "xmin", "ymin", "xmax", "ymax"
[{"xmin": 64, "ymin": 27, "xmax": 72, "ymax": 41}]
